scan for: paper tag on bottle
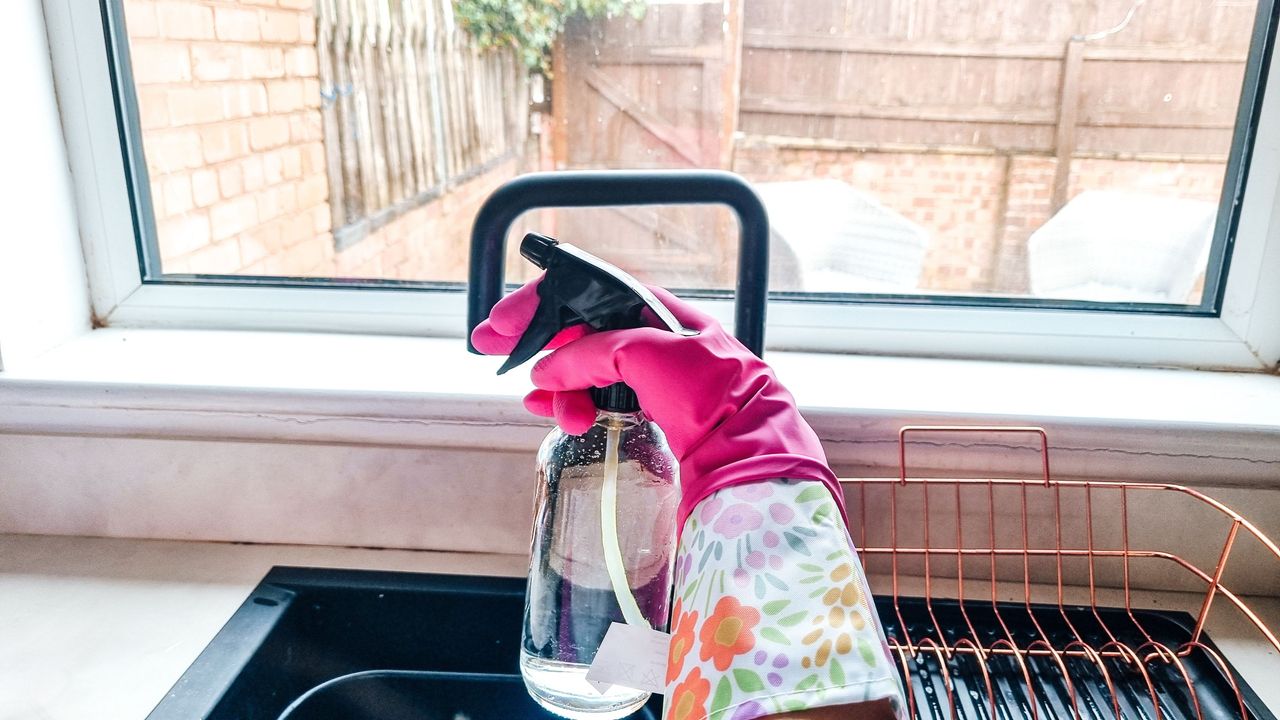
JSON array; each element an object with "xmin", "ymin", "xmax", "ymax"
[{"xmin": 584, "ymin": 622, "xmax": 670, "ymax": 695}]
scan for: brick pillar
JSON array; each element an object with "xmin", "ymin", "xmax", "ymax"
[{"xmin": 990, "ymin": 155, "xmax": 1058, "ymax": 294}]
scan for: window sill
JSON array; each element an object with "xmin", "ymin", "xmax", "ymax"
[{"xmin": 1, "ymin": 327, "xmax": 1278, "ymax": 488}]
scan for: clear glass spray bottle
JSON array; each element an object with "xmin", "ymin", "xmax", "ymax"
[
  {"xmin": 519, "ymin": 383, "xmax": 679, "ymax": 720},
  {"xmin": 485, "ymin": 233, "xmax": 690, "ymax": 719}
]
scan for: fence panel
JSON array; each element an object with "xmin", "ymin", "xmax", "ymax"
[
  {"xmin": 738, "ymin": 0, "xmax": 1255, "ymax": 160},
  {"xmin": 317, "ymin": 0, "xmax": 526, "ymax": 244}
]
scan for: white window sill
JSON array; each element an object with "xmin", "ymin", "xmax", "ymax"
[{"xmin": 1, "ymin": 327, "xmax": 1278, "ymax": 488}]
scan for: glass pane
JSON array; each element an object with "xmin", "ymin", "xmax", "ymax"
[
  {"xmin": 504, "ymin": 206, "xmax": 740, "ymax": 290},
  {"xmin": 116, "ymin": 0, "xmax": 1265, "ymax": 309}
]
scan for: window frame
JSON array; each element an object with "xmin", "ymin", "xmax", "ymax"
[{"xmin": 44, "ymin": 0, "xmax": 1280, "ymax": 371}]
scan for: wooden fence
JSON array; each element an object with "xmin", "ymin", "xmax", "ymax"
[
  {"xmin": 317, "ymin": 0, "xmax": 527, "ymax": 247},
  {"xmin": 548, "ymin": 0, "xmax": 1259, "ymax": 294},
  {"xmin": 738, "ymin": 0, "xmax": 1256, "ymax": 170}
]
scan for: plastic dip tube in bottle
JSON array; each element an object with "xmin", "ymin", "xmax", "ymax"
[
  {"xmin": 520, "ymin": 408, "xmax": 678, "ymax": 720},
  {"xmin": 490, "ymin": 234, "xmax": 685, "ymax": 719}
]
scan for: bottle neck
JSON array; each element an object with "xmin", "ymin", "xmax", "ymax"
[
  {"xmin": 595, "ymin": 409, "xmax": 644, "ymax": 429},
  {"xmin": 589, "ymin": 381, "xmax": 639, "ymax": 413}
]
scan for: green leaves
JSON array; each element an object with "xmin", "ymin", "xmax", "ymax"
[
  {"xmin": 829, "ymin": 657, "xmax": 846, "ymax": 686},
  {"xmin": 778, "ymin": 610, "xmax": 808, "ymax": 627},
  {"xmin": 762, "ymin": 599, "xmax": 790, "ymax": 616},
  {"xmin": 709, "ymin": 676, "xmax": 732, "ymax": 719},
  {"xmin": 795, "ymin": 485, "xmax": 829, "ymax": 503},
  {"xmin": 760, "ymin": 627, "xmax": 791, "ymax": 645},
  {"xmin": 858, "ymin": 638, "xmax": 879, "ymax": 667},
  {"xmin": 732, "ymin": 669, "xmax": 765, "ymax": 692},
  {"xmin": 681, "ymin": 577, "xmax": 699, "ymax": 602},
  {"xmin": 455, "ymin": 0, "xmax": 649, "ymax": 72}
]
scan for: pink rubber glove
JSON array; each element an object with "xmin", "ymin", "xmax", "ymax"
[{"xmin": 471, "ymin": 275, "xmax": 845, "ymax": 528}]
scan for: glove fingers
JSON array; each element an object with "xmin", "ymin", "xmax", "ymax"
[
  {"xmin": 470, "ymin": 320, "xmax": 518, "ymax": 355},
  {"xmin": 523, "ymin": 389, "xmax": 555, "ymax": 417},
  {"xmin": 473, "ymin": 321, "xmax": 591, "ymax": 357},
  {"xmin": 552, "ymin": 390, "xmax": 598, "ymax": 435},
  {"xmin": 530, "ymin": 328, "xmax": 672, "ymax": 392},
  {"xmin": 486, "ymin": 274, "xmax": 545, "ymax": 337},
  {"xmin": 526, "ymin": 389, "xmax": 596, "ymax": 435},
  {"xmin": 471, "ymin": 273, "xmax": 593, "ymax": 356}
]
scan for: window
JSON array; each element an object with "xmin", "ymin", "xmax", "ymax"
[{"xmin": 44, "ymin": 0, "xmax": 1280, "ymax": 368}]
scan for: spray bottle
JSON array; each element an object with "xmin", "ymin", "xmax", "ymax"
[{"xmin": 493, "ymin": 233, "xmax": 685, "ymax": 719}]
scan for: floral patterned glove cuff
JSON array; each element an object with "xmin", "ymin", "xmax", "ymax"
[{"xmin": 664, "ymin": 479, "xmax": 907, "ymax": 720}]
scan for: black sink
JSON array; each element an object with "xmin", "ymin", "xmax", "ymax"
[{"xmin": 146, "ymin": 567, "xmax": 662, "ymax": 720}]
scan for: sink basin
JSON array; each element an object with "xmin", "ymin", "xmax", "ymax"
[{"xmin": 146, "ymin": 567, "xmax": 662, "ymax": 720}]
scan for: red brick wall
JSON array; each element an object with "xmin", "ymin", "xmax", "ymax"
[
  {"xmin": 125, "ymin": 0, "xmax": 331, "ymax": 276},
  {"xmin": 332, "ymin": 158, "xmax": 521, "ymax": 281},
  {"xmin": 733, "ymin": 140, "xmax": 1227, "ymax": 294},
  {"xmin": 126, "ymin": 0, "xmax": 519, "ymax": 281}
]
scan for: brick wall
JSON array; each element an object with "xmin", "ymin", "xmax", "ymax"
[
  {"xmin": 733, "ymin": 141, "xmax": 1228, "ymax": 294},
  {"xmin": 126, "ymin": 0, "xmax": 518, "ymax": 281},
  {"xmin": 332, "ymin": 158, "xmax": 521, "ymax": 281},
  {"xmin": 125, "ymin": 0, "xmax": 332, "ymax": 277}
]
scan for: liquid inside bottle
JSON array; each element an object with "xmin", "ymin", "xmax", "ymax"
[{"xmin": 520, "ymin": 411, "xmax": 679, "ymax": 720}]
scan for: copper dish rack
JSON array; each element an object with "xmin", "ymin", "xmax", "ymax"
[{"xmin": 844, "ymin": 426, "xmax": 1280, "ymax": 719}]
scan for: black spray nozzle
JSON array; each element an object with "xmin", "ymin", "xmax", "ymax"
[
  {"xmin": 494, "ymin": 233, "xmax": 689, "ymax": 413},
  {"xmin": 520, "ymin": 232, "xmax": 559, "ymax": 268}
]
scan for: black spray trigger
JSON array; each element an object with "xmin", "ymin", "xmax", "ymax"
[
  {"xmin": 497, "ymin": 292, "xmax": 582, "ymax": 375},
  {"xmin": 491, "ymin": 233, "xmax": 690, "ymax": 412}
]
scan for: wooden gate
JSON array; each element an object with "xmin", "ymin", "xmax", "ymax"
[{"xmin": 542, "ymin": 1, "xmax": 744, "ymax": 289}]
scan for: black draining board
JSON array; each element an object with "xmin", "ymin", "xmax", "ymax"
[{"xmin": 882, "ymin": 597, "xmax": 1274, "ymax": 720}]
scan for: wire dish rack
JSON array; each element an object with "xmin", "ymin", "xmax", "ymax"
[{"xmin": 846, "ymin": 426, "xmax": 1280, "ymax": 720}]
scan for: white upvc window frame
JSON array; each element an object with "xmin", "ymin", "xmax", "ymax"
[
  {"xmin": 8, "ymin": 0, "xmax": 1280, "ymax": 557},
  {"xmin": 41, "ymin": 0, "xmax": 1280, "ymax": 372}
]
